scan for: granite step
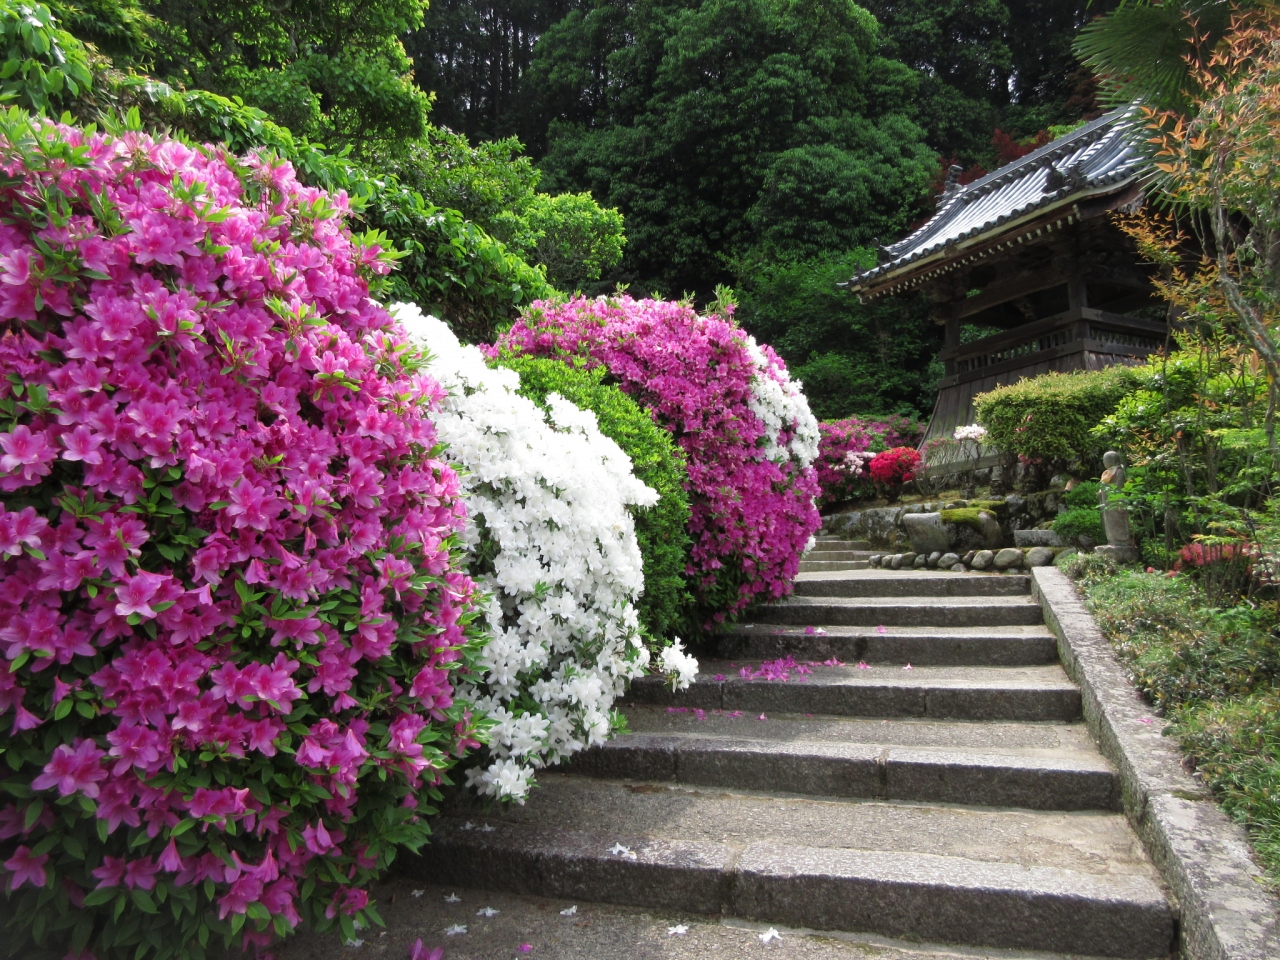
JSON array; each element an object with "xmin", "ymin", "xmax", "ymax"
[
  {"xmin": 409, "ymin": 774, "xmax": 1174, "ymax": 959},
  {"xmin": 798, "ymin": 552, "xmax": 870, "ymax": 568},
  {"xmin": 793, "ymin": 571, "xmax": 1031, "ymax": 597},
  {"xmin": 277, "ymin": 879, "xmax": 1103, "ymax": 960},
  {"xmin": 568, "ymin": 706, "xmax": 1119, "ymax": 810},
  {"xmin": 718, "ymin": 623, "xmax": 1059, "ymax": 665},
  {"xmin": 624, "ymin": 662, "xmax": 1081, "ymax": 722},
  {"xmin": 798, "ymin": 559, "xmax": 872, "ymax": 572},
  {"xmin": 809, "ymin": 538, "xmax": 871, "ymax": 552},
  {"xmin": 752, "ymin": 595, "xmax": 1045, "ymax": 628}
]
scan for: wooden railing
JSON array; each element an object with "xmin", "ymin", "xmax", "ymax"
[{"xmin": 942, "ymin": 309, "xmax": 1166, "ymax": 382}]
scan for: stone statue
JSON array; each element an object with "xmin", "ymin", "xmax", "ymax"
[{"xmin": 1096, "ymin": 451, "xmax": 1140, "ymax": 563}]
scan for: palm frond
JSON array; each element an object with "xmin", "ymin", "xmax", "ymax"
[{"xmin": 1074, "ymin": 0, "xmax": 1239, "ymax": 112}]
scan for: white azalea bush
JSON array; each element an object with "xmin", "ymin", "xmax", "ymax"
[{"xmin": 390, "ymin": 303, "xmax": 697, "ymax": 800}]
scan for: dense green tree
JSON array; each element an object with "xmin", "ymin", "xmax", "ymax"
[
  {"xmin": 733, "ymin": 251, "xmax": 942, "ymax": 419},
  {"xmin": 529, "ymin": 0, "xmax": 935, "ymax": 295},
  {"xmin": 377, "ymin": 127, "xmax": 625, "ymax": 290},
  {"xmin": 142, "ymin": 0, "xmax": 433, "ymax": 151}
]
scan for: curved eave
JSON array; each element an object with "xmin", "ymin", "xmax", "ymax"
[{"xmin": 845, "ymin": 174, "xmax": 1143, "ymax": 302}]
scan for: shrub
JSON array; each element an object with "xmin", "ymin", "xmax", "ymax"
[
  {"xmin": 391, "ymin": 304, "xmax": 696, "ymax": 800},
  {"xmin": 0, "ymin": 2, "xmax": 92, "ymax": 113},
  {"xmin": 492, "ymin": 295, "xmax": 822, "ymax": 625},
  {"xmin": 868, "ymin": 447, "xmax": 921, "ymax": 501},
  {"xmin": 814, "ymin": 415, "xmax": 924, "ymax": 509},
  {"xmin": 973, "ymin": 366, "xmax": 1143, "ymax": 470},
  {"xmin": 493, "ymin": 353, "xmax": 693, "ymax": 640},
  {"xmin": 0, "ymin": 117, "xmax": 489, "ymax": 958},
  {"xmin": 1053, "ymin": 508, "xmax": 1106, "ymax": 546}
]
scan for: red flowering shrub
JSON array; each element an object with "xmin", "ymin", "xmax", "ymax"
[
  {"xmin": 868, "ymin": 446, "xmax": 921, "ymax": 500},
  {"xmin": 492, "ymin": 295, "xmax": 821, "ymax": 625},
  {"xmin": 0, "ymin": 115, "xmax": 487, "ymax": 959}
]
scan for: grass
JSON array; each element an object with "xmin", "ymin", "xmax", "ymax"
[{"xmin": 1074, "ymin": 561, "xmax": 1280, "ymax": 883}]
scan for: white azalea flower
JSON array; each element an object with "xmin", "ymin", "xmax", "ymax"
[{"xmin": 394, "ymin": 302, "xmax": 680, "ymax": 802}]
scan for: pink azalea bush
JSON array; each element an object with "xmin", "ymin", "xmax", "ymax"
[
  {"xmin": 0, "ymin": 115, "xmax": 488, "ymax": 959},
  {"xmin": 492, "ymin": 295, "xmax": 821, "ymax": 624},
  {"xmin": 814, "ymin": 415, "xmax": 923, "ymax": 509}
]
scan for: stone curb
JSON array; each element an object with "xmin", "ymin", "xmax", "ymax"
[{"xmin": 1030, "ymin": 567, "xmax": 1280, "ymax": 960}]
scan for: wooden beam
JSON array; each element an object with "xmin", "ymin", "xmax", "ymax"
[{"xmin": 954, "ymin": 269, "xmax": 1071, "ymax": 320}]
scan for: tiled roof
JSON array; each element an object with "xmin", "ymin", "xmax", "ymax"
[{"xmin": 847, "ymin": 109, "xmax": 1147, "ymax": 295}]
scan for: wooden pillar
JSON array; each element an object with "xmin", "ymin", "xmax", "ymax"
[{"xmin": 942, "ymin": 303, "xmax": 959, "ymax": 377}]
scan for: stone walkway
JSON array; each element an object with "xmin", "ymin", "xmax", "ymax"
[{"xmin": 392, "ymin": 537, "xmax": 1176, "ymax": 959}]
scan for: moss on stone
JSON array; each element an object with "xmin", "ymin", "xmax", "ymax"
[{"xmin": 940, "ymin": 507, "xmax": 997, "ymax": 530}]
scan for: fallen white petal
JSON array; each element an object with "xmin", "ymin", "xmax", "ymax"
[
  {"xmin": 477, "ymin": 907, "xmax": 499, "ymax": 917},
  {"xmin": 480, "ymin": 823, "xmax": 495, "ymax": 832},
  {"xmin": 608, "ymin": 843, "xmax": 630, "ymax": 856},
  {"xmin": 560, "ymin": 906, "xmax": 578, "ymax": 916},
  {"xmin": 411, "ymin": 889, "xmax": 424, "ymax": 898},
  {"xmin": 760, "ymin": 928, "xmax": 782, "ymax": 943},
  {"xmin": 344, "ymin": 939, "xmax": 364, "ymax": 949},
  {"xmin": 444, "ymin": 893, "xmax": 460, "ymax": 903},
  {"xmin": 668, "ymin": 924, "xmax": 689, "ymax": 936},
  {"xmin": 445, "ymin": 925, "xmax": 468, "ymax": 936},
  {"xmin": 462, "ymin": 821, "xmax": 475, "ymax": 830}
]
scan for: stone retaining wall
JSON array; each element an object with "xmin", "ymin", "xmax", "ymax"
[{"xmin": 822, "ymin": 490, "xmax": 1069, "ymax": 551}]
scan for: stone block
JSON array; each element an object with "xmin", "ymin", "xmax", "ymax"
[
  {"xmin": 951, "ymin": 563, "xmax": 967, "ymax": 573},
  {"xmin": 994, "ymin": 547, "xmax": 1023, "ymax": 570},
  {"xmin": 890, "ymin": 554, "xmax": 903, "ymax": 570},
  {"xmin": 937, "ymin": 552, "xmax": 960, "ymax": 569},
  {"xmin": 1015, "ymin": 529, "xmax": 1065, "ymax": 548},
  {"xmin": 927, "ymin": 551, "xmax": 942, "ymax": 566},
  {"xmin": 970, "ymin": 549, "xmax": 995, "ymax": 570},
  {"xmin": 868, "ymin": 554, "xmax": 882, "ymax": 566},
  {"xmin": 1025, "ymin": 547, "xmax": 1056, "ymax": 567},
  {"xmin": 902, "ymin": 512, "xmax": 951, "ymax": 555},
  {"xmin": 913, "ymin": 554, "xmax": 929, "ymax": 568},
  {"xmin": 899, "ymin": 552, "xmax": 917, "ymax": 568}
]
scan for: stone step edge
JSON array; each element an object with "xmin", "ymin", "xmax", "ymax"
[
  {"xmin": 408, "ymin": 829, "xmax": 1174, "ymax": 959},
  {"xmin": 713, "ymin": 631, "xmax": 1059, "ymax": 667},
  {"xmin": 565, "ymin": 733, "xmax": 1120, "ymax": 811},
  {"xmin": 624, "ymin": 674, "xmax": 1083, "ymax": 722},
  {"xmin": 1032, "ymin": 567, "xmax": 1280, "ymax": 960}
]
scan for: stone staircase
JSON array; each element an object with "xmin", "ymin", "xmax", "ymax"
[
  {"xmin": 409, "ymin": 540, "xmax": 1176, "ymax": 958},
  {"xmin": 798, "ymin": 536, "xmax": 872, "ymax": 573}
]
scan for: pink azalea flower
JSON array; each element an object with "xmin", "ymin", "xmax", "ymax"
[
  {"xmin": 32, "ymin": 739, "xmax": 108, "ymax": 798},
  {"xmin": 113, "ymin": 570, "xmax": 170, "ymax": 619},
  {"xmin": 408, "ymin": 940, "xmax": 444, "ymax": 960},
  {"xmin": 4, "ymin": 845, "xmax": 48, "ymax": 890}
]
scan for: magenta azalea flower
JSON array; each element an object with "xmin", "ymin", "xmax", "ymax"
[
  {"xmin": 0, "ymin": 116, "xmax": 488, "ymax": 958},
  {"xmin": 493, "ymin": 296, "xmax": 821, "ymax": 623},
  {"xmin": 31, "ymin": 739, "xmax": 108, "ymax": 798},
  {"xmin": 3, "ymin": 845, "xmax": 48, "ymax": 891}
]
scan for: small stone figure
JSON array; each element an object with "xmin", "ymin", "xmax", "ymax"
[{"xmin": 1096, "ymin": 451, "xmax": 1140, "ymax": 563}]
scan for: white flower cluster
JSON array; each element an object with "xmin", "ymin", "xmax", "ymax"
[
  {"xmin": 954, "ymin": 424, "xmax": 988, "ymax": 442},
  {"xmin": 391, "ymin": 303, "xmax": 696, "ymax": 801},
  {"xmin": 742, "ymin": 335, "xmax": 820, "ymax": 468}
]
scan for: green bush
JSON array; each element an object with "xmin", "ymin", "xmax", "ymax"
[
  {"xmin": 494, "ymin": 354, "xmax": 694, "ymax": 640},
  {"xmin": 0, "ymin": 1, "xmax": 92, "ymax": 112},
  {"xmin": 1053, "ymin": 507, "xmax": 1105, "ymax": 544},
  {"xmin": 1078, "ymin": 568, "xmax": 1280, "ymax": 881},
  {"xmin": 973, "ymin": 366, "xmax": 1143, "ymax": 469}
]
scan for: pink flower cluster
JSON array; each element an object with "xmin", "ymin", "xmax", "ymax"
[
  {"xmin": 493, "ymin": 296, "xmax": 820, "ymax": 623},
  {"xmin": 0, "ymin": 118, "xmax": 486, "ymax": 958},
  {"xmin": 814, "ymin": 416, "xmax": 923, "ymax": 508}
]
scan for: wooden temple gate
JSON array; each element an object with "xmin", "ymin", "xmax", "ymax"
[{"xmin": 845, "ymin": 110, "xmax": 1166, "ymax": 468}]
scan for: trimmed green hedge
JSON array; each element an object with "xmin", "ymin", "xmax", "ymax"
[
  {"xmin": 495, "ymin": 354, "xmax": 694, "ymax": 640},
  {"xmin": 973, "ymin": 366, "xmax": 1143, "ymax": 468}
]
